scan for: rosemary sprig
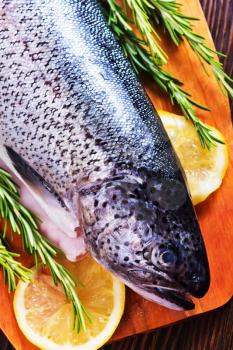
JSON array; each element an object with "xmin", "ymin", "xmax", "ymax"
[
  {"xmin": 0, "ymin": 236, "xmax": 31, "ymax": 292},
  {"xmin": 0, "ymin": 168, "xmax": 89, "ymax": 331},
  {"xmin": 140, "ymin": 0, "xmax": 233, "ymax": 97},
  {"xmin": 125, "ymin": 0, "xmax": 167, "ymax": 64},
  {"xmin": 106, "ymin": 1, "xmax": 221, "ymax": 148}
]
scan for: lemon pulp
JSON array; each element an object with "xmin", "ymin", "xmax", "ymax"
[{"xmin": 158, "ymin": 110, "xmax": 228, "ymax": 205}]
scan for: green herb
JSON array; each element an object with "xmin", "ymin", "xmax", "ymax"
[
  {"xmin": 0, "ymin": 168, "xmax": 90, "ymax": 332},
  {"xmin": 0, "ymin": 236, "xmax": 31, "ymax": 292},
  {"xmin": 106, "ymin": 1, "xmax": 222, "ymax": 148},
  {"xmin": 143, "ymin": 0, "xmax": 233, "ymax": 98},
  {"xmin": 125, "ymin": 0, "xmax": 167, "ymax": 64}
]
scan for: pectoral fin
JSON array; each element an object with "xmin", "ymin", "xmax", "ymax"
[{"xmin": 0, "ymin": 144, "xmax": 78, "ymax": 238}]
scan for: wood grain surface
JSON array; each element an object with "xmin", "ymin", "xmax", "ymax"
[{"xmin": 0, "ymin": 0, "xmax": 232, "ymax": 349}]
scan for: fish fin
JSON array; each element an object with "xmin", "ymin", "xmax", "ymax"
[
  {"xmin": 0, "ymin": 145, "xmax": 78, "ymax": 238},
  {"xmin": 5, "ymin": 146, "xmax": 63, "ymax": 203}
]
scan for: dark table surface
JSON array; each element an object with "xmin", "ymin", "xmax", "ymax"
[{"xmin": 1, "ymin": 0, "xmax": 232, "ymax": 349}]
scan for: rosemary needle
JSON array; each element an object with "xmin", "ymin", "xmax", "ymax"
[{"xmin": 0, "ymin": 236, "xmax": 31, "ymax": 292}]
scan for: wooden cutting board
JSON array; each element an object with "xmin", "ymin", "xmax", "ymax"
[{"xmin": 0, "ymin": 0, "xmax": 232, "ymax": 348}]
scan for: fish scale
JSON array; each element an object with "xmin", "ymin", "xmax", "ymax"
[{"xmin": 0, "ymin": 0, "xmax": 210, "ymax": 310}]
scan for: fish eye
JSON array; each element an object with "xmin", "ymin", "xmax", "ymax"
[
  {"xmin": 150, "ymin": 247, "xmax": 177, "ymax": 267},
  {"xmin": 159, "ymin": 249, "xmax": 177, "ymax": 266}
]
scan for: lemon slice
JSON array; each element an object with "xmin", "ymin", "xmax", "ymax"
[
  {"xmin": 158, "ymin": 110, "xmax": 228, "ymax": 205},
  {"xmin": 14, "ymin": 256, "xmax": 125, "ymax": 350}
]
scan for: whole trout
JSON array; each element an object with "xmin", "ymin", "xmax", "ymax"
[{"xmin": 0, "ymin": 0, "xmax": 210, "ymax": 310}]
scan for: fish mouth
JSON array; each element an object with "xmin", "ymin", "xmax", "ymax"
[
  {"xmin": 127, "ymin": 281, "xmax": 195, "ymax": 310},
  {"xmin": 152, "ymin": 287, "xmax": 195, "ymax": 310},
  {"xmin": 124, "ymin": 274, "xmax": 195, "ymax": 310},
  {"xmin": 125, "ymin": 267, "xmax": 196, "ymax": 310}
]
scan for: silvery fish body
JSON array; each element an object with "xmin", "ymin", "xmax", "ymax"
[{"xmin": 0, "ymin": 0, "xmax": 210, "ymax": 310}]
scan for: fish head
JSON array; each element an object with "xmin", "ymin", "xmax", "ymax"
[{"xmin": 79, "ymin": 168, "xmax": 210, "ymax": 310}]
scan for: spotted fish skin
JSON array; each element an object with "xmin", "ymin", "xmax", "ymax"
[{"xmin": 0, "ymin": 0, "xmax": 210, "ymax": 309}]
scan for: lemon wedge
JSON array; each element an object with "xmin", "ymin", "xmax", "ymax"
[
  {"xmin": 158, "ymin": 110, "xmax": 228, "ymax": 205},
  {"xmin": 14, "ymin": 256, "xmax": 125, "ymax": 350}
]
